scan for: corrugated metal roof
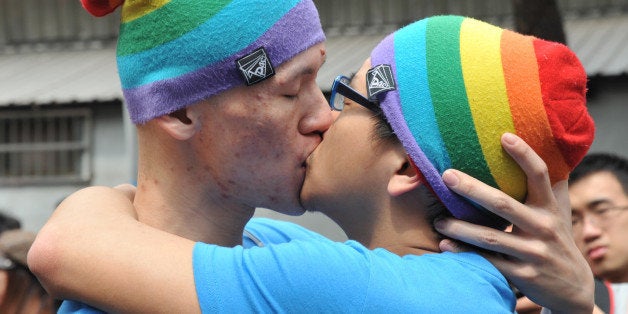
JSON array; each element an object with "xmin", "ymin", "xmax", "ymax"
[
  {"xmin": 318, "ymin": 14, "xmax": 628, "ymax": 91},
  {"xmin": 0, "ymin": 14, "xmax": 625, "ymax": 107},
  {"xmin": 566, "ymin": 15, "xmax": 628, "ymax": 76},
  {"xmin": 0, "ymin": 48, "xmax": 121, "ymax": 106}
]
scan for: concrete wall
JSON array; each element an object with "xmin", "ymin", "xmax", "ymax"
[
  {"xmin": 586, "ymin": 77, "xmax": 628, "ymax": 157},
  {"xmin": 0, "ymin": 102, "xmax": 135, "ymax": 232}
]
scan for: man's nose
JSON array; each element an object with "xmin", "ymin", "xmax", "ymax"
[
  {"xmin": 298, "ymin": 88, "xmax": 333, "ymax": 136},
  {"xmin": 581, "ymin": 216, "xmax": 604, "ymax": 241}
]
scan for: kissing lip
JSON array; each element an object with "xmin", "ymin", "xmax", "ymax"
[{"xmin": 301, "ymin": 155, "xmax": 309, "ymax": 169}]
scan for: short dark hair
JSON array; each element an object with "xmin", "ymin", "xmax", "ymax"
[
  {"xmin": 0, "ymin": 212, "xmax": 21, "ymax": 235},
  {"xmin": 371, "ymin": 111, "xmax": 398, "ymax": 145},
  {"xmin": 370, "ymin": 112, "xmax": 451, "ymax": 227},
  {"xmin": 569, "ymin": 153, "xmax": 628, "ymax": 194}
]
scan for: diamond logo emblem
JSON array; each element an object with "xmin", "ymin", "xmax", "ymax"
[
  {"xmin": 366, "ymin": 64, "xmax": 396, "ymax": 101},
  {"xmin": 236, "ymin": 47, "xmax": 275, "ymax": 85}
]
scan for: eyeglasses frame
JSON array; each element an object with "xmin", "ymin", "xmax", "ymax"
[
  {"xmin": 330, "ymin": 75, "xmax": 381, "ymax": 113},
  {"xmin": 571, "ymin": 204, "xmax": 628, "ymax": 228}
]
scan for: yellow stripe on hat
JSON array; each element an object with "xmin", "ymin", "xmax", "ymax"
[
  {"xmin": 121, "ymin": 0, "xmax": 171, "ymax": 23},
  {"xmin": 459, "ymin": 18, "xmax": 525, "ymax": 200}
]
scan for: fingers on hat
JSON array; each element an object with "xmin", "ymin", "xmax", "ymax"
[{"xmin": 80, "ymin": 0, "xmax": 124, "ymax": 17}]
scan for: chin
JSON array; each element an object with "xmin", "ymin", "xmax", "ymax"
[
  {"xmin": 279, "ymin": 207, "xmax": 307, "ymax": 216},
  {"xmin": 272, "ymin": 197, "xmax": 307, "ymax": 216},
  {"xmin": 298, "ymin": 189, "xmax": 316, "ymax": 212}
]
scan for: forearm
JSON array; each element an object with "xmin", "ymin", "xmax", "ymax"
[{"xmin": 27, "ymin": 186, "xmax": 199, "ymax": 313}]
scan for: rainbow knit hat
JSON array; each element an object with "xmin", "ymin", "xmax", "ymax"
[
  {"xmin": 81, "ymin": 0, "xmax": 325, "ymax": 124},
  {"xmin": 369, "ymin": 15, "xmax": 595, "ymax": 229}
]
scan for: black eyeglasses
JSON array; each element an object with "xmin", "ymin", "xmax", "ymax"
[
  {"xmin": 572, "ymin": 205, "xmax": 628, "ymax": 228},
  {"xmin": 329, "ymin": 75, "xmax": 380, "ymax": 113}
]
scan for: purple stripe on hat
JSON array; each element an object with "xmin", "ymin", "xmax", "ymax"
[
  {"xmin": 124, "ymin": 0, "xmax": 325, "ymax": 124},
  {"xmin": 372, "ymin": 31, "xmax": 499, "ymax": 227}
]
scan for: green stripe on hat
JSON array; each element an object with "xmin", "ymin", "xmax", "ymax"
[
  {"xmin": 118, "ymin": 0, "xmax": 231, "ymax": 56},
  {"xmin": 425, "ymin": 16, "xmax": 497, "ymax": 188}
]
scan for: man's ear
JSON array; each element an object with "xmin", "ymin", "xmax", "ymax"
[
  {"xmin": 388, "ymin": 156, "xmax": 422, "ymax": 197},
  {"xmin": 155, "ymin": 107, "xmax": 199, "ymax": 140}
]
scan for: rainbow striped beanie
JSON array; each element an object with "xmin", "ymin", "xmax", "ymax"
[
  {"xmin": 81, "ymin": 0, "xmax": 325, "ymax": 124},
  {"xmin": 369, "ymin": 15, "xmax": 595, "ymax": 229}
]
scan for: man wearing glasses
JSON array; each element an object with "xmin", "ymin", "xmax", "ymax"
[{"xmin": 570, "ymin": 153, "xmax": 628, "ymax": 313}]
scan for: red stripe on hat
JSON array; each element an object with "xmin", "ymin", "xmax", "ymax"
[
  {"xmin": 501, "ymin": 31, "xmax": 571, "ymax": 182},
  {"xmin": 533, "ymin": 39, "xmax": 594, "ymax": 170},
  {"xmin": 80, "ymin": 0, "xmax": 124, "ymax": 17}
]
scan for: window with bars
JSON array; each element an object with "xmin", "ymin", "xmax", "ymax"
[{"xmin": 0, "ymin": 108, "xmax": 92, "ymax": 185}]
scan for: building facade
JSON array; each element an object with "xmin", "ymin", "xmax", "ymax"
[{"xmin": 1, "ymin": 0, "xmax": 627, "ymax": 235}]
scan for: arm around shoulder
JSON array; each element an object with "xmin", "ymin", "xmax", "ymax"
[
  {"xmin": 28, "ymin": 186, "xmax": 128, "ymax": 299},
  {"xmin": 28, "ymin": 186, "xmax": 200, "ymax": 313}
]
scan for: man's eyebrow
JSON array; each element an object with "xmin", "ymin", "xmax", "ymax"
[
  {"xmin": 280, "ymin": 67, "xmax": 310, "ymax": 84},
  {"xmin": 587, "ymin": 198, "xmax": 612, "ymax": 208},
  {"xmin": 572, "ymin": 199, "xmax": 612, "ymax": 212},
  {"xmin": 300, "ymin": 66, "xmax": 316, "ymax": 76},
  {"xmin": 302, "ymin": 52, "xmax": 328, "ymax": 76},
  {"xmin": 292, "ymin": 59, "xmax": 325, "ymax": 78},
  {"xmin": 282, "ymin": 54, "xmax": 326, "ymax": 82},
  {"xmin": 306, "ymin": 55, "xmax": 327, "ymax": 76}
]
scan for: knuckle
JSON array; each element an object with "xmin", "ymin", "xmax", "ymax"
[
  {"xmin": 491, "ymin": 195, "xmax": 513, "ymax": 214},
  {"xmin": 456, "ymin": 178, "xmax": 477, "ymax": 197},
  {"xmin": 528, "ymin": 163, "xmax": 549, "ymax": 181},
  {"xmin": 515, "ymin": 241, "xmax": 546, "ymax": 264},
  {"xmin": 528, "ymin": 243, "xmax": 548, "ymax": 263},
  {"xmin": 478, "ymin": 230, "xmax": 500, "ymax": 246},
  {"xmin": 536, "ymin": 216, "xmax": 560, "ymax": 238},
  {"xmin": 517, "ymin": 264, "xmax": 541, "ymax": 282}
]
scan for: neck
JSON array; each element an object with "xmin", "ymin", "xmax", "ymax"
[
  {"xmin": 133, "ymin": 177, "xmax": 254, "ymax": 247},
  {"xmin": 340, "ymin": 191, "xmax": 441, "ymax": 257},
  {"xmin": 607, "ymin": 271, "xmax": 628, "ymax": 284},
  {"xmin": 134, "ymin": 131, "xmax": 254, "ymax": 247},
  {"xmin": 364, "ymin": 223, "xmax": 441, "ymax": 256}
]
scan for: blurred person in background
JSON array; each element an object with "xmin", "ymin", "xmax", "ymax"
[
  {"xmin": 0, "ymin": 212, "xmax": 60, "ymax": 314},
  {"xmin": 570, "ymin": 153, "xmax": 628, "ymax": 314}
]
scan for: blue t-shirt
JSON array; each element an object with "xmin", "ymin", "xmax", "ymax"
[
  {"xmin": 59, "ymin": 218, "xmax": 515, "ymax": 313},
  {"xmin": 57, "ymin": 218, "xmax": 322, "ymax": 313},
  {"xmin": 193, "ymin": 236, "xmax": 515, "ymax": 313}
]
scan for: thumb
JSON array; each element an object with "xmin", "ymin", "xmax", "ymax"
[{"xmin": 439, "ymin": 239, "xmax": 472, "ymax": 253}]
